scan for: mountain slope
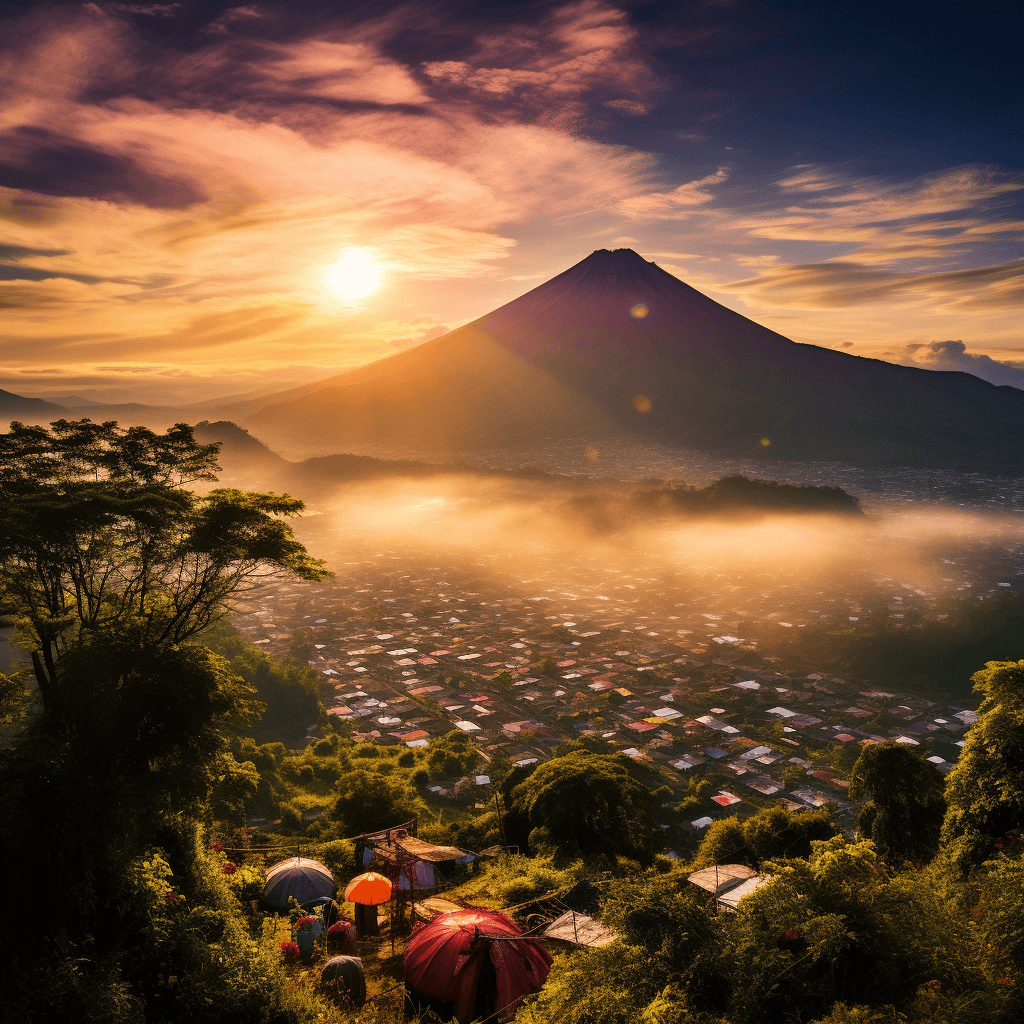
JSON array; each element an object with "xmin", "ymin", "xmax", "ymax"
[
  {"xmin": 243, "ymin": 249, "xmax": 1022, "ymax": 470},
  {"xmin": 0, "ymin": 389, "xmax": 67, "ymax": 422}
]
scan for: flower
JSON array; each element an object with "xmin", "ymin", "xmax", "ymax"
[
  {"xmin": 997, "ymin": 978, "xmax": 1014, "ymax": 985},
  {"xmin": 294, "ymin": 915, "xmax": 315, "ymax": 930},
  {"xmin": 327, "ymin": 920, "xmax": 351, "ymax": 938},
  {"xmin": 221, "ymin": 862, "xmax": 237, "ymax": 875},
  {"xmin": 213, "ymin": 843, "xmax": 224, "ymax": 852},
  {"xmin": 783, "ymin": 929, "xmax": 801, "ymax": 941},
  {"xmin": 279, "ymin": 941, "xmax": 300, "ymax": 964}
]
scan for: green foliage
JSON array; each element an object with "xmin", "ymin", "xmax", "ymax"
[
  {"xmin": 226, "ymin": 645, "xmax": 323, "ymax": 746},
  {"xmin": 695, "ymin": 805, "xmax": 839, "ymax": 868},
  {"xmin": 479, "ymin": 853, "xmax": 580, "ymax": 906},
  {"xmin": 426, "ymin": 728, "xmax": 480, "ymax": 780},
  {"xmin": 511, "ymin": 750, "xmax": 662, "ymax": 864},
  {"xmin": 0, "ymin": 420, "xmax": 333, "ymax": 1023},
  {"xmin": 0, "ymin": 419, "xmax": 327, "ymax": 715},
  {"xmin": 849, "ymin": 742, "xmax": 946, "ymax": 866},
  {"xmin": 330, "ymin": 767, "xmax": 418, "ymax": 836},
  {"xmin": 943, "ymin": 660, "xmax": 1024, "ymax": 871},
  {"xmin": 730, "ymin": 837, "xmax": 993, "ymax": 1023}
]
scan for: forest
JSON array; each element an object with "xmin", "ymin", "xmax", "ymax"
[{"xmin": 1, "ymin": 421, "xmax": 1022, "ymax": 1024}]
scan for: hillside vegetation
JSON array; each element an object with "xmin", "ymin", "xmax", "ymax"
[{"xmin": 1, "ymin": 420, "xmax": 1022, "ymax": 1024}]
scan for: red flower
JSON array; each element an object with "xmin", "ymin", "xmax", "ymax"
[
  {"xmin": 997, "ymin": 978, "xmax": 1014, "ymax": 985},
  {"xmin": 784, "ymin": 929, "xmax": 801, "ymax": 941},
  {"xmin": 328, "ymin": 921, "xmax": 351, "ymax": 938},
  {"xmin": 293, "ymin": 915, "xmax": 315, "ymax": 930},
  {"xmin": 165, "ymin": 892, "xmax": 178, "ymax": 902},
  {"xmin": 995, "ymin": 840, "xmax": 1004, "ymax": 849},
  {"xmin": 221, "ymin": 862, "xmax": 237, "ymax": 875},
  {"xmin": 213, "ymin": 843, "xmax": 224, "ymax": 852},
  {"xmin": 279, "ymin": 941, "xmax": 300, "ymax": 964}
]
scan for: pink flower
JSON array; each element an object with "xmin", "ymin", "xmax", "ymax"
[
  {"xmin": 279, "ymin": 941, "xmax": 300, "ymax": 964},
  {"xmin": 221, "ymin": 862, "xmax": 237, "ymax": 875}
]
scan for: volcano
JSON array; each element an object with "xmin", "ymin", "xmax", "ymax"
[{"xmin": 245, "ymin": 249, "xmax": 1023, "ymax": 470}]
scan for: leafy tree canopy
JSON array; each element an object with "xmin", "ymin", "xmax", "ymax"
[
  {"xmin": 426, "ymin": 728, "xmax": 480, "ymax": 780},
  {"xmin": 848, "ymin": 741, "xmax": 946, "ymax": 866},
  {"xmin": 329, "ymin": 767, "xmax": 418, "ymax": 837},
  {"xmin": 0, "ymin": 419, "xmax": 327, "ymax": 713},
  {"xmin": 511, "ymin": 750, "xmax": 661, "ymax": 864},
  {"xmin": 696, "ymin": 804, "xmax": 839, "ymax": 869},
  {"xmin": 943, "ymin": 659, "xmax": 1024, "ymax": 870}
]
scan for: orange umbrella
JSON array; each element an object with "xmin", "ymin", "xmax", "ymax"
[{"xmin": 344, "ymin": 872, "xmax": 393, "ymax": 906}]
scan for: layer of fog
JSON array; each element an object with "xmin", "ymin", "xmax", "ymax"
[{"xmin": 288, "ymin": 475, "xmax": 1023, "ymax": 617}]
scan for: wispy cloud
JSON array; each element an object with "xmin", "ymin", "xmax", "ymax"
[
  {"xmin": 716, "ymin": 259, "xmax": 1024, "ymax": 311},
  {"xmin": 618, "ymin": 167, "xmax": 728, "ymax": 219}
]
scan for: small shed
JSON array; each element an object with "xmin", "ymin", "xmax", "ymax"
[
  {"xmin": 687, "ymin": 864, "xmax": 771, "ymax": 911},
  {"xmin": 540, "ymin": 910, "xmax": 615, "ymax": 948}
]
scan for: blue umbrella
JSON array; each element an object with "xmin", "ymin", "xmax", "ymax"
[{"xmin": 263, "ymin": 857, "xmax": 336, "ymax": 910}]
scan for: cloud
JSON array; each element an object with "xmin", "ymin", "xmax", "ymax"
[
  {"xmin": 421, "ymin": 1, "xmax": 659, "ymax": 123},
  {"xmin": 717, "ymin": 259, "xmax": 1024, "ymax": 311},
  {"xmin": 618, "ymin": 167, "xmax": 728, "ymax": 219},
  {"xmin": 734, "ymin": 164, "xmax": 1024, "ymax": 265},
  {"xmin": 899, "ymin": 340, "xmax": 1024, "ymax": 390}
]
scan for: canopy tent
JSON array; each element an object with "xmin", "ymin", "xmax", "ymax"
[
  {"xmin": 262, "ymin": 857, "xmax": 335, "ymax": 911},
  {"xmin": 404, "ymin": 908, "xmax": 552, "ymax": 1024}
]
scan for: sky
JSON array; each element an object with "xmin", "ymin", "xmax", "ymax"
[{"xmin": 0, "ymin": 0, "xmax": 1021, "ymax": 403}]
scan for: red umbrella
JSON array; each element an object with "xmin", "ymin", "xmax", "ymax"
[
  {"xmin": 344, "ymin": 872, "xmax": 393, "ymax": 906},
  {"xmin": 404, "ymin": 908, "xmax": 552, "ymax": 1024}
]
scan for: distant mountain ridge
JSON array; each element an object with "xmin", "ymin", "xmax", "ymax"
[
  {"xmin": 0, "ymin": 388, "xmax": 68, "ymax": 419},
  {"xmin": 242, "ymin": 249, "xmax": 1023, "ymax": 472}
]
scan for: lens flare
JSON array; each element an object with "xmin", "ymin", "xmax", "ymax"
[
  {"xmin": 326, "ymin": 248, "xmax": 384, "ymax": 301},
  {"xmin": 633, "ymin": 394, "xmax": 652, "ymax": 413},
  {"xmin": 630, "ymin": 303, "xmax": 649, "ymax": 318}
]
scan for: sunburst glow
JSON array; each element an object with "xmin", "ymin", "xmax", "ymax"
[{"xmin": 325, "ymin": 248, "xmax": 384, "ymax": 301}]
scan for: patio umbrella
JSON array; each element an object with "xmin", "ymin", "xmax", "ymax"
[
  {"xmin": 262, "ymin": 857, "xmax": 335, "ymax": 911},
  {"xmin": 404, "ymin": 908, "xmax": 552, "ymax": 1024},
  {"xmin": 344, "ymin": 871, "xmax": 393, "ymax": 906}
]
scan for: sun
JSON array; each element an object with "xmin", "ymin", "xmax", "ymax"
[{"xmin": 325, "ymin": 248, "xmax": 384, "ymax": 301}]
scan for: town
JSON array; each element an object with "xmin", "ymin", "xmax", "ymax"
[{"xmin": 228, "ymin": 515, "xmax": 1012, "ymax": 846}]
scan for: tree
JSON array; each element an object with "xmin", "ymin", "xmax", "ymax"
[
  {"xmin": 943, "ymin": 659, "xmax": 1024, "ymax": 870},
  {"xmin": 696, "ymin": 804, "xmax": 838, "ymax": 868},
  {"xmin": 426, "ymin": 728, "xmax": 480, "ymax": 780},
  {"xmin": 0, "ymin": 419, "xmax": 334, "ymax": 1021},
  {"xmin": 330, "ymin": 768, "xmax": 418, "ymax": 836},
  {"xmin": 848, "ymin": 742, "xmax": 945, "ymax": 865},
  {"xmin": 0, "ymin": 419, "xmax": 327, "ymax": 715},
  {"xmin": 511, "ymin": 750, "xmax": 661, "ymax": 863}
]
